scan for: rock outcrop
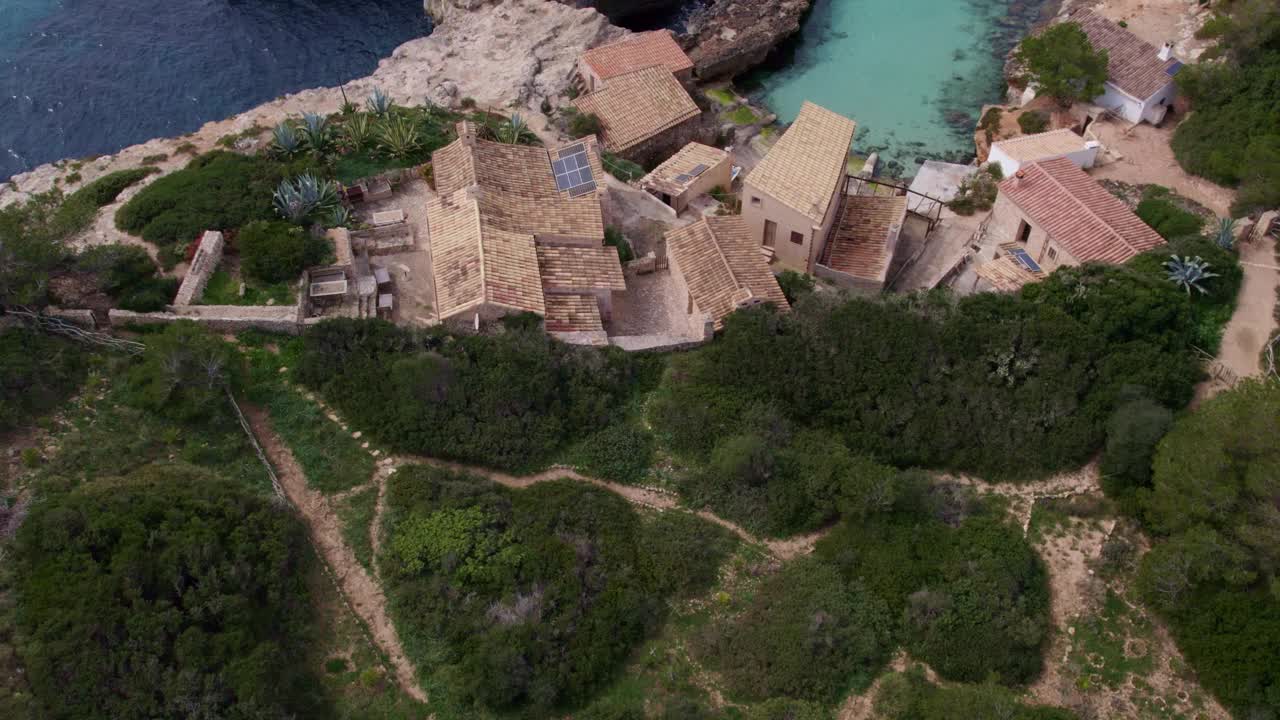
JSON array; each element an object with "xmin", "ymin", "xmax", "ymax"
[
  {"xmin": 554, "ymin": 0, "xmax": 686, "ymax": 24},
  {"xmin": 3, "ymin": 0, "xmax": 621, "ymax": 206},
  {"xmin": 683, "ymin": 0, "xmax": 811, "ymax": 79}
]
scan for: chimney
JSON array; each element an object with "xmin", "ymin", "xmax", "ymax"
[{"xmin": 1158, "ymin": 42, "xmax": 1174, "ymax": 62}]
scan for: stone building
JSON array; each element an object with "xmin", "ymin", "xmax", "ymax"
[
  {"xmin": 987, "ymin": 129, "xmax": 1099, "ymax": 178},
  {"xmin": 816, "ymin": 195, "xmax": 909, "ymax": 293},
  {"xmin": 639, "ymin": 142, "xmax": 732, "ymax": 215},
  {"xmin": 665, "ymin": 215, "xmax": 789, "ymax": 333},
  {"xmin": 740, "ymin": 101, "xmax": 856, "ymax": 274},
  {"xmin": 572, "ymin": 66, "xmax": 703, "ymax": 167},
  {"xmin": 576, "ymin": 30, "xmax": 694, "ymax": 93}
]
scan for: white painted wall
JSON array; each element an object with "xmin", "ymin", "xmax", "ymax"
[
  {"xmin": 1092, "ymin": 80, "xmax": 1175, "ymax": 125},
  {"xmin": 988, "ymin": 141, "xmax": 1101, "ymax": 178}
]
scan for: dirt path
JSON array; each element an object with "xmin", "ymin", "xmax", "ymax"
[
  {"xmin": 1214, "ymin": 234, "xmax": 1279, "ymax": 384},
  {"xmin": 389, "ymin": 454, "xmax": 820, "ymax": 560},
  {"xmin": 937, "ymin": 462, "xmax": 1102, "ymax": 532},
  {"xmin": 241, "ymin": 404, "xmax": 427, "ymax": 703}
]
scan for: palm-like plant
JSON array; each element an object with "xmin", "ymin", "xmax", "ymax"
[
  {"xmin": 1165, "ymin": 254, "xmax": 1219, "ymax": 296},
  {"xmin": 498, "ymin": 112, "xmax": 536, "ymax": 145},
  {"xmin": 271, "ymin": 122, "xmax": 300, "ymax": 157},
  {"xmin": 299, "ymin": 112, "xmax": 331, "ymax": 153},
  {"xmin": 341, "ymin": 113, "xmax": 374, "ymax": 153},
  {"xmin": 274, "ymin": 174, "xmax": 340, "ymax": 223},
  {"xmin": 378, "ymin": 115, "xmax": 422, "ymax": 159},
  {"xmin": 366, "ymin": 87, "xmax": 393, "ymax": 116},
  {"xmin": 1215, "ymin": 217, "xmax": 1237, "ymax": 250},
  {"xmin": 326, "ymin": 205, "xmax": 352, "ymax": 229}
]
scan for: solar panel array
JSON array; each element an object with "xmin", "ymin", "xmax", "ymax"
[
  {"xmin": 1166, "ymin": 61, "xmax": 1184, "ymax": 77},
  {"xmin": 1008, "ymin": 247, "xmax": 1042, "ymax": 273},
  {"xmin": 671, "ymin": 162, "xmax": 711, "ymax": 187},
  {"xmin": 552, "ymin": 143, "xmax": 596, "ymax": 197}
]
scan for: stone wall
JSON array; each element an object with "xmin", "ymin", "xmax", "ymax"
[
  {"xmin": 617, "ymin": 114, "xmax": 712, "ymax": 170},
  {"xmin": 110, "ymin": 303, "xmax": 304, "ymax": 335},
  {"xmin": 173, "ymin": 231, "xmax": 225, "ymax": 306}
]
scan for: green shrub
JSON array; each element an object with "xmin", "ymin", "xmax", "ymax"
[
  {"xmin": 948, "ymin": 167, "xmax": 1000, "ymax": 215},
  {"xmin": 74, "ymin": 244, "xmax": 176, "ymax": 311},
  {"xmin": 978, "ymin": 107, "xmax": 1003, "ymax": 142},
  {"xmin": 1016, "ymin": 110, "xmax": 1049, "ymax": 134},
  {"xmin": 605, "ymin": 225, "xmax": 635, "ymax": 262},
  {"xmin": 12, "ymin": 465, "xmax": 320, "ymax": 720},
  {"xmin": 0, "ymin": 329, "xmax": 87, "ymax": 431},
  {"xmin": 1013, "ymin": 22, "xmax": 1109, "ymax": 106},
  {"xmin": 238, "ymin": 220, "xmax": 329, "ymax": 284},
  {"xmin": 696, "ymin": 558, "xmax": 893, "ymax": 703},
  {"xmin": 1100, "ymin": 397, "xmax": 1173, "ymax": 509},
  {"xmin": 569, "ymin": 109, "xmax": 603, "ymax": 138},
  {"xmin": 20, "ymin": 447, "xmax": 41, "ymax": 468},
  {"xmin": 777, "ymin": 269, "xmax": 815, "ymax": 303},
  {"xmin": 876, "ymin": 667, "xmax": 1079, "ymax": 719},
  {"xmin": 602, "ymin": 152, "xmax": 645, "ymax": 182},
  {"xmin": 116, "ymin": 151, "xmax": 311, "ymax": 248},
  {"xmin": 569, "ymin": 421, "xmax": 654, "ymax": 484},
  {"xmin": 1135, "ymin": 187, "xmax": 1205, "ymax": 239},
  {"xmin": 122, "ymin": 321, "xmax": 239, "ymax": 423}
]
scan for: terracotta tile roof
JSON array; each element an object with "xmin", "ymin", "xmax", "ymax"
[
  {"xmin": 580, "ymin": 30, "xmax": 693, "ymax": 81},
  {"xmin": 999, "ymin": 157, "xmax": 1165, "ymax": 264},
  {"xmin": 477, "ymin": 191, "xmax": 604, "ymax": 240},
  {"xmin": 536, "ymin": 245, "xmax": 626, "ymax": 292},
  {"xmin": 991, "ymin": 129, "xmax": 1088, "ymax": 163},
  {"xmin": 823, "ymin": 195, "xmax": 909, "ymax": 283},
  {"xmin": 543, "ymin": 294, "xmax": 604, "ymax": 333},
  {"xmin": 640, "ymin": 142, "xmax": 730, "ymax": 197},
  {"xmin": 572, "ymin": 66, "xmax": 701, "ymax": 153},
  {"xmin": 975, "ymin": 254, "xmax": 1043, "ymax": 292},
  {"xmin": 426, "ymin": 189, "xmax": 545, "ymax": 319},
  {"xmin": 744, "ymin": 101, "xmax": 856, "ymax": 224},
  {"xmin": 1065, "ymin": 9, "xmax": 1180, "ymax": 99},
  {"xmin": 666, "ymin": 215, "xmax": 790, "ymax": 329}
]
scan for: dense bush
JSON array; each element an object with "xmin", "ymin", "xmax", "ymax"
[
  {"xmin": 380, "ymin": 466, "xmax": 732, "ymax": 715},
  {"xmin": 116, "ymin": 151, "xmax": 316, "ymax": 249},
  {"xmin": 1135, "ymin": 187, "xmax": 1205, "ymax": 239},
  {"xmin": 295, "ymin": 319, "xmax": 639, "ymax": 470},
  {"xmin": 876, "ymin": 668, "xmax": 1078, "ymax": 719},
  {"xmin": 238, "ymin": 219, "xmax": 329, "ymax": 283},
  {"xmin": 1099, "ymin": 397, "xmax": 1173, "ymax": 509},
  {"xmin": 122, "ymin": 321, "xmax": 239, "ymax": 423},
  {"xmin": 0, "ymin": 329, "xmax": 88, "ymax": 431},
  {"xmin": 12, "ymin": 465, "xmax": 319, "ymax": 720},
  {"xmin": 1013, "ymin": 22, "xmax": 1109, "ymax": 105},
  {"xmin": 1172, "ymin": 4, "xmax": 1280, "ymax": 216},
  {"xmin": 651, "ymin": 248, "xmax": 1231, "ymax": 489},
  {"xmin": 74, "ymin": 244, "xmax": 176, "ymax": 311},
  {"xmin": 697, "ymin": 558, "xmax": 893, "ymax": 704},
  {"xmin": 568, "ymin": 421, "xmax": 655, "ymax": 485},
  {"xmin": 1138, "ymin": 380, "xmax": 1280, "ymax": 717},
  {"xmin": 1016, "ymin": 110, "xmax": 1049, "ymax": 135}
]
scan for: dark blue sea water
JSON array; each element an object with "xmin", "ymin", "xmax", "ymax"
[{"xmin": 0, "ymin": 0, "xmax": 431, "ymax": 180}]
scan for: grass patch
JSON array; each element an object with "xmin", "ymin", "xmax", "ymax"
[
  {"xmin": 200, "ymin": 268, "xmax": 296, "ymax": 306},
  {"xmin": 705, "ymin": 87, "xmax": 737, "ymax": 106},
  {"xmin": 336, "ymin": 485, "xmax": 379, "ymax": 573},
  {"xmin": 724, "ymin": 106, "xmax": 759, "ymax": 126},
  {"xmin": 602, "ymin": 151, "xmax": 645, "ymax": 182},
  {"xmin": 1070, "ymin": 590, "xmax": 1156, "ymax": 692},
  {"xmin": 248, "ymin": 381, "xmax": 374, "ymax": 495},
  {"xmin": 335, "ymin": 151, "xmax": 417, "ymax": 186}
]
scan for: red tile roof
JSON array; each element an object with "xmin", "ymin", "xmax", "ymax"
[
  {"xmin": 580, "ymin": 30, "xmax": 693, "ymax": 81},
  {"xmin": 665, "ymin": 215, "xmax": 789, "ymax": 329},
  {"xmin": 999, "ymin": 157, "xmax": 1164, "ymax": 264},
  {"xmin": 1065, "ymin": 9, "xmax": 1180, "ymax": 100},
  {"xmin": 823, "ymin": 195, "xmax": 909, "ymax": 283}
]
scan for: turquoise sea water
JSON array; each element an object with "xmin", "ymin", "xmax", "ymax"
[{"xmin": 749, "ymin": 0, "xmax": 1054, "ymax": 177}]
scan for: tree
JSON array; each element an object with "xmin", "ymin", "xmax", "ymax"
[
  {"xmin": 1015, "ymin": 22, "xmax": 1109, "ymax": 106},
  {"xmin": 238, "ymin": 219, "xmax": 328, "ymax": 283},
  {"xmin": 123, "ymin": 320, "xmax": 238, "ymax": 422}
]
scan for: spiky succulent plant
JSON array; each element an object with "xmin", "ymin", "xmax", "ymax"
[
  {"xmin": 1165, "ymin": 255, "xmax": 1219, "ymax": 296},
  {"xmin": 274, "ymin": 173, "xmax": 339, "ymax": 223}
]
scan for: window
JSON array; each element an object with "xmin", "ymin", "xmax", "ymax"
[
  {"xmin": 763, "ymin": 220, "xmax": 777, "ymax": 247},
  {"xmin": 1047, "ymin": 246, "xmax": 1058, "ymax": 260},
  {"xmin": 1016, "ymin": 220, "xmax": 1032, "ymax": 244},
  {"xmin": 750, "ymin": 196, "xmax": 762, "ymax": 207},
  {"xmin": 789, "ymin": 231, "xmax": 804, "ymax": 245}
]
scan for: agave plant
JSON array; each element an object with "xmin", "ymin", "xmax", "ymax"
[
  {"xmin": 378, "ymin": 115, "xmax": 422, "ymax": 159},
  {"xmin": 341, "ymin": 113, "xmax": 374, "ymax": 153},
  {"xmin": 299, "ymin": 112, "xmax": 331, "ymax": 153},
  {"xmin": 274, "ymin": 173, "xmax": 340, "ymax": 223},
  {"xmin": 498, "ymin": 112, "xmax": 536, "ymax": 145},
  {"xmin": 366, "ymin": 87, "xmax": 393, "ymax": 116},
  {"xmin": 326, "ymin": 205, "xmax": 352, "ymax": 229},
  {"xmin": 1165, "ymin": 254, "xmax": 1219, "ymax": 296},
  {"xmin": 1214, "ymin": 217, "xmax": 1237, "ymax": 250},
  {"xmin": 271, "ymin": 122, "xmax": 300, "ymax": 157}
]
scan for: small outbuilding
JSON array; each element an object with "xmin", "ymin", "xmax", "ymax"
[
  {"xmin": 988, "ymin": 129, "xmax": 1099, "ymax": 178},
  {"xmin": 639, "ymin": 142, "xmax": 732, "ymax": 215},
  {"xmin": 1057, "ymin": 9, "xmax": 1182, "ymax": 125},
  {"xmin": 816, "ymin": 195, "xmax": 910, "ymax": 293},
  {"xmin": 665, "ymin": 215, "xmax": 789, "ymax": 333},
  {"xmin": 576, "ymin": 30, "xmax": 694, "ymax": 94}
]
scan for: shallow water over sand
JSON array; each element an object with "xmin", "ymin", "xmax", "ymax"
[{"xmin": 748, "ymin": 0, "xmax": 1054, "ymax": 177}]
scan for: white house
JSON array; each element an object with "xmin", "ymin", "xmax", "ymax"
[
  {"xmin": 1065, "ymin": 9, "xmax": 1182, "ymax": 125},
  {"xmin": 988, "ymin": 129, "xmax": 1100, "ymax": 178}
]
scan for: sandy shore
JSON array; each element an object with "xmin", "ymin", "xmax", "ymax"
[{"xmin": 0, "ymin": 0, "xmax": 620, "ymax": 208}]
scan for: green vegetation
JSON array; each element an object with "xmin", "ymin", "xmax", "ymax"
[
  {"xmin": 1014, "ymin": 22, "xmax": 1109, "ymax": 106},
  {"xmin": 72, "ymin": 244, "xmax": 176, "ymax": 311},
  {"xmin": 1172, "ymin": 2, "xmax": 1280, "ymax": 215},
  {"xmin": 876, "ymin": 667, "xmax": 1078, "ymax": 719},
  {"xmin": 1138, "ymin": 380, "xmax": 1280, "ymax": 717},
  {"xmin": 13, "ymin": 465, "xmax": 320, "ymax": 720},
  {"xmin": 566, "ymin": 108, "xmax": 603, "ymax": 139},
  {"xmin": 604, "ymin": 225, "xmax": 635, "ymax": 262},
  {"xmin": 1016, "ymin": 109, "xmax": 1049, "ymax": 135},
  {"xmin": 0, "ymin": 169, "xmax": 156, "ymax": 307},
  {"xmin": 777, "ymin": 269, "xmax": 816, "ymax": 304},
  {"xmin": 295, "ymin": 319, "xmax": 641, "ymax": 470},
  {"xmin": 0, "ymin": 329, "xmax": 88, "ymax": 431},
  {"xmin": 199, "ymin": 269, "xmax": 296, "ymax": 306},
  {"xmin": 380, "ymin": 466, "xmax": 734, "ymax": 715},
  {"xmin": 602, "ymin": 152, "xmax": 645, "ymax": 182},
  {"xmin": 566, "ymin": 420, "xmax": 654, "ymax": 485},
  {"xmin": 1099, "ymin": 397, "xmax": 1172, "ymax": 512},
  {"xmin": 337, "ymin": 486, "xmax": 379, "ymax": 573},
  {"xmin": 239, "ymin": 219, "xmax": 331, "ymax": 284},
  {"xmin": 979, "ymin": 106, "xmax": 1004, "ymax": 142},
  {"xmin": 705, "ymin": 87, "xmax": 737, "ymax": 106},
  {"xmin": 724, "ymin": 106, "xmax": 759, "ymax": 125},
  {"xmin": 116, "ymin": 151, "xmax": 314, "ymax": 251},
  {"xmin": 1135, "ymin": 186, "xmax": 1205, "ymax": 240},
  {"xmin": 948, "ymin": 165, "xmax": 1001, "ymax": 214}
]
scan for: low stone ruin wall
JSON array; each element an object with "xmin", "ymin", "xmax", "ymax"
[
  {"xmin": 110, "ymin": 304, "xmax": 304, "ymax": 335},
  {"xmin": 173, "ymin": 231, "xmax": 225, "ymax": 306}
]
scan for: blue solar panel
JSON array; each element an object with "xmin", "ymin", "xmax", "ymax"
[
  {"xmin": 1009, "ymin": 248, "xmax": 1042, "ymax": 273},
  {"xmin": 1166, "ymin": 61, "xmax": 1183, "ymax": 76},
  {"xmin": 551, "ymin": 147, "xmax": 595, "ymax": 194}
]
